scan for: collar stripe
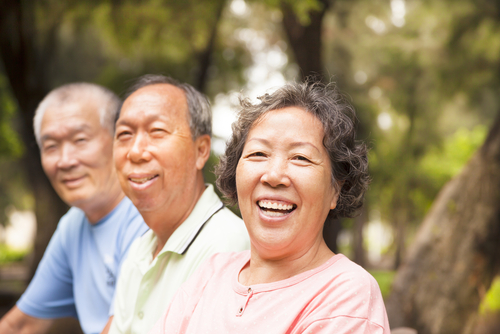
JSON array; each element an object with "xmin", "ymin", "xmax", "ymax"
[{"xmin": 179, "ymin": 202, "xmax": 225, "ymax": 255}]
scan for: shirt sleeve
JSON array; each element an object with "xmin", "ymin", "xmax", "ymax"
[
  {"xmin": 17, "ymin": 215, "xmax": 78, "ymax": 319},
  {"xmin": 108, "ymin": 238, "xmax": 140, "ymax": 333},
  {"xmin": 299, "ymin": 317, "xmax": 388, "ymax": 334},
  {"xmin": 295, "ymin": 262, "xmax": 390, "ymax": 334}
]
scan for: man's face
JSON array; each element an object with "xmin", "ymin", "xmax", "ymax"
[
  {"xmin": 114, "ymin": 84, "xmax": 208, "ymax": 220},
  {"xmin": 40, "ymin": 101, "xmax": 117, "ymax": 210}
]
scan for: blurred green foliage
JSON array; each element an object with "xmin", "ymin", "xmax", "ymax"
[
  {"xmin": 0, "ymin": 74, "xmax": 23, "ymax": 158},
  {"xmin": 251, "ymin": 0, "xmax": 322, "ymax": 24},
  {"xmin": 370, "ymin": 270, "xmax": 500, "ymax": 307},
  {"xmin": 0, "ymin": 244, "xmax": 30, "ymax": 265},
  {"xmin": 0, "ymin": 0, "xmax": 499, "ymax": 269},
  {"xmin": 0, "ymin": 72, "xmax": 31, "ymax": 226},
  {"xmin": 422, "ymin": 126, "xmax": 488, "ymax": 180},
  {"xmin": 27, "ymin": 0, "xmax": 252, "ymax": 95},
  {"xmin": 0, "ymin": 2, "xmax": 496, "ymax": 326},
  {"xmin": 370, "ymin": 270, "xmax": 396, "ymax": 299},
  {"xmin": 203, "ymin": 152, "xmax": 241, "ymax": 217},
  {"xmin": 480, "ymin": 276, "xmax": 500, "ymax": 314},
  {"xmin": 321, "ymin": 0, "xmax": 500, "ymax": 252}
]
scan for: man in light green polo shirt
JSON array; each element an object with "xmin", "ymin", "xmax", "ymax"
[{"xmin": 101, "ymin": 75, "xmax": 250, "ymax": 334}]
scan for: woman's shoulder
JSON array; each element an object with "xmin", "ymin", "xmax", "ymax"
[
  {"xmin": 321, "ymin": 254, "xmax": 383, "ymax": 303},
  {"xmin": 329, "ymin": 254, "xmax": 378, "ymax": 282},
  {"xmin": 303, "ymin": 254, "xmax": 388, "ymax": 329}
]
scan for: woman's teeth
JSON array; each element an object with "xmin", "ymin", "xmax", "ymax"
[
  {"xmin": 258, "ymin": 201, "xmax": 294, "ymax": 210},
  {"xmin": 258, "ymin": 200, "xmax": 296, "ymax": 217},
  {"xmin": 262, "ymin": 210, "xmax": 289, "ymax": 217}
]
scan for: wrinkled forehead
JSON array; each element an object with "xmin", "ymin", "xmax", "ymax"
[
  {"xmin": 40, "ymin": 101, "xmax": 102, "ymax": 137},
  {"xmin": 251, "ymin": 106, "xmax": 324, "ymax": 132},
  {"xmin": 119, "ymin": 83, "xmax": 189, "ymax": 124}
]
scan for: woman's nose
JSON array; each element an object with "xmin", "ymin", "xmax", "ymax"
[{"xmin": 260, "ymin": 157, "xmax": 291, "ymax": 188}]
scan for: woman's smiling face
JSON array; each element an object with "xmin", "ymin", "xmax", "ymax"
[{"xmin": 235, "ymin": 107, "xmax": 339, "ymax": 260}]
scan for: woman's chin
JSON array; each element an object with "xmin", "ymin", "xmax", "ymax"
[{"xmin": 251, "ymin": 237, "xmax": 301, "ymax": 258}]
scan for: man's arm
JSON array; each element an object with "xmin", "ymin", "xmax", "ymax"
[
  {"xmin": 100, "ymin": 315, "xmax": 113, "ymax": 334},
  {"xmin": 0, "ymin": 306, "xmax": 53, "ymax": 334}
]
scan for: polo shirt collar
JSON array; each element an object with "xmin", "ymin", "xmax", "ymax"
[
  {"xmin": 133, "ymin": 184, "xmax": 224, "ymax": 271},
  {"xmin": 159, "ymin": 184, "xmax": 223, "ymax": 256}
]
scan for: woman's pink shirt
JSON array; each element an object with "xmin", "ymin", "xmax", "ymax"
[{"xmin": 150, "ymin": 250, "xmax": 390, "ymax": 334}]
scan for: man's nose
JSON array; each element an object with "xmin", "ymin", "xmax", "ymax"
[
  {"xmin": 127, "ymin": 132, "xmax": 152, "ymax": 163},
  {"xmin": 56, "ymin": 143, "xmax": 79, "ymax": 169},
  {"xmin": 260, "ymin": 157, "xmax": 291, "ymax": 188}
]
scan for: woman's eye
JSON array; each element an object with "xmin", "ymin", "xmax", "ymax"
[
  {"xmin": 294, "ymin": 155, "xmax": 310, "ymax": 162},
  {"xmin": 244, "ymin": 151, "xmax": 267, "ymax": 159}
]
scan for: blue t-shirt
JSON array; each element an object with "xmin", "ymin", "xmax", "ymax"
[{"xmin": 17, "ymin": 197, "xmax": 148, "ymax": 334}]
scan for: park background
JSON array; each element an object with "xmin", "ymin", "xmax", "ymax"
[{"xmin": 0, "ymin": 0, "xmax": 500, "ymax": 333}]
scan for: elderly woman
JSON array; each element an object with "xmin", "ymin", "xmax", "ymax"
[{"xmin": 150, "ymin": 81, "xmax": 390, "ymax": 333}]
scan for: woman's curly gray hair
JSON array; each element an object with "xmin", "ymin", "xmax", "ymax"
[{"xmin": 216, "ymin": 80, "xmax": 369, "ymax": 219}]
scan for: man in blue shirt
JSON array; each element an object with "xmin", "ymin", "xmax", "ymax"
[{"xmin": 0, "ymin": 83, "xmax": 148, "ymax": 334}]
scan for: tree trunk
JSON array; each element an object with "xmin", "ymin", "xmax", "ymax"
[
  {"xmin": 194, "ymin": 0, "xmax": 226, "ymax": 93},
  {"xmin": 281, "ymin": 0, "xmax": 330, "ymax": 81},
  {"xmin": 386, "ymin": 110, "xmax": 500, "ymax": 333},
  {"xmin": 353, "ymin": 202, "xmax": 367, "ymax": 267},
  {"xmin": 0, "ymin": 0, "xmax": 68, "ymax": 282},
  {"xmin": 392, "ymin": 209, "xmax": 408, "ymax": 270}
]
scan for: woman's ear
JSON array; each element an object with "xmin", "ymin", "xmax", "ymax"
[{"xmin": 330, "ymin": 181, "xmax": 343, "ymax": 210}]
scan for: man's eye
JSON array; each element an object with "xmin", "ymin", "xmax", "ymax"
[
  {"xmin": 151, "ymin": 128, "xmax": 167, "ymax": 136},
  {"xmin": 116, "ymin": 131, "xmax": 131, "ymax": 139},
  {"xmin": 43, "ymin": 144, "xmax": 57, "ymax": 152}
]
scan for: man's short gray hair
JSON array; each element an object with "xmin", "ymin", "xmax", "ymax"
[
  {"xmin": 33, "ymin": 83, "xmax": 121, "ymax": 147},
  {"xmin": 123, "ymin": 74, "xmax": 212, "ymax": 139}
]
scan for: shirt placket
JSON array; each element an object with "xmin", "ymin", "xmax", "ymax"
[
  {"xmin": 236, "ymin": 287, "xmax": 254, "ymax": 317},
  {"xmin": 134, "ymin": 273, "xmax": 152, "ymax": 323},
  {"xmin": 134, "ymin": 253, "xmax": 161, "ymax": 326}
]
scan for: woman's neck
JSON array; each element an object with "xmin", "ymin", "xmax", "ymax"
[{"xmin": 239, "ymin": 240, "xmax": 334, "ymax": 286}]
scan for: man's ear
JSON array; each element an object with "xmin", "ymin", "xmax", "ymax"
[{"xmin": 195, "ymin": 134, "xmax": 211, "ymax": 170}]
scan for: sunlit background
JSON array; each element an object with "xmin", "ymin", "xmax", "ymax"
[{"xmin": 1, "ymin": 0, "xmax": 500, "ymax": 332}]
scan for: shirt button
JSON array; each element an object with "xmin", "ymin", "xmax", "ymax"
[
  {"xmin": 138, "ymin": 311, "xmax": 144, "ymax": 319},
  {"xmin": 238, "ymin": 307, "xmax": 243, "ymax": 313},
  {"xmin": 247, "ymin": 287, "xmax": 252, "ymax": 293}
]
